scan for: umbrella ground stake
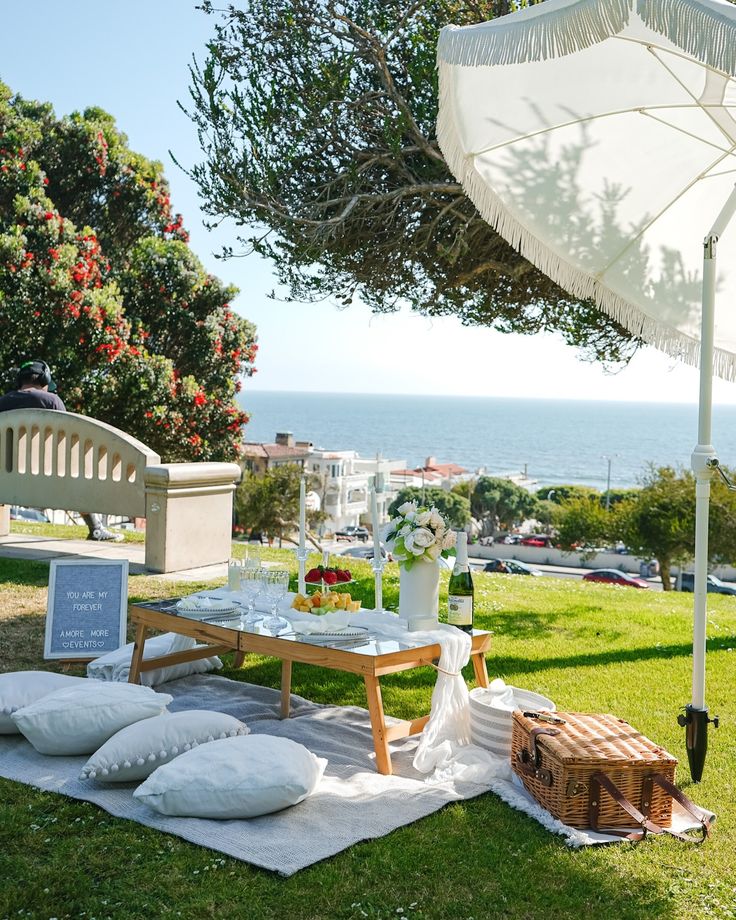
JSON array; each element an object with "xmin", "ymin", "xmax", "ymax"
[{"xmin": 678, "ymin": 706, "xmax": 719, "ymax": 783}]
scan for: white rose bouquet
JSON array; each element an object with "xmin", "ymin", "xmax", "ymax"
[{"xmin": 384, "ymin": 501, "xmax": 457, "ymax": 570}]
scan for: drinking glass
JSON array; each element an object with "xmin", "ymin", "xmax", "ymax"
[
  {"xmin": 262, "ymin": 570, "xmax": 290, "ymax": 632},
  {"xmin": 227, "ymin": 557, "xmax": 242, "ymax": 592},
  {"xmin": 240, "ymin": 568, "xmax": 265, "ymax": 628},
  {"xmin": 244, "ymin": 547, "xmax": 261, "ymax": 571}
]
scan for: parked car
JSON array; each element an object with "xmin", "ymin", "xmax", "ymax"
[
  {"xmin": 339, "ymin": 544, "xmax": 390, "ymax": 560},
  {"xmin": 582, "ymin": 569, "xmax": 649, "ymax": 589},
  {"xmin": 501, "ymin": 533, "xmax": 523, "ymax": 545},
  {"xmin": 9, "ymin": 506, "xmax": 50, "ymax": 523},
  {"xmin": 520, "ymin": 534, "xmax": 554, "ymax": 548},
  {"xmin": 483, "ymin": 558, "xmax": 541, "ymax": 576},
  {"xmin": 678, "ymin": 573, "xmax": 736, "ymax": 595},
  {"xmin": 335, "ymin": 525, "xmax": 370, "ymax": 542}
]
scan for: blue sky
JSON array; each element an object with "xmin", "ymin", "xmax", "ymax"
[{"xmin": 2, "ymin": 1, "xmax": 735, "ymax": 404}]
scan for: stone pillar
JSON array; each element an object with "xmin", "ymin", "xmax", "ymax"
[
  {"xmin": 0, "ymin": 504, "xmax": 10, "ymax": 536},
  {"xmin": 143, "ymin": 463, "xmax": 242, "ymax": 573}
]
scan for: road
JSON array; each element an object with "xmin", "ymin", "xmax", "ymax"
[
  {"xmin": 468, "ymin": 555, "xmax": 667, "ymax": 591},
  {"xmin": 324, "ymin": 540, "xmax": 668, "ymax": 592}
]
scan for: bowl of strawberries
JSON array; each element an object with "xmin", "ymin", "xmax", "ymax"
[{"xmin": 304, "ymin": 564, "xmax": 352, "ymax": 586}]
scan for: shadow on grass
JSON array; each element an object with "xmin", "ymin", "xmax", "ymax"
[
  {"xmin": 221, "ymin": 658, "xmax": 434, "ymax": 712},
  {"xmin": 0, "ymin": 558, "xmax": 51, "ymax": 588},
  {"xmin": 492, "ymin": 634, "xmax": 736, "ymax": 676},
  {"xmin": 484, "ymin": 605, "xmax": 609, "ymax": 639}
]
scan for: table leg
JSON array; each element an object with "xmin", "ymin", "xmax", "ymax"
[
  {"xmin": 280, "ymin": 659, "xmax": 293, "ymax": 719},
  {"xmin": 363, "ymin": 674, "xmax": 392, "ymax": 776},
  {"xmin": 471, "ymin": 650, "xmax": 490, "ymax": 688},
  {"xmin": 129, "ymin": 622, "xmax": 147, "ymax": 684},
  {"xmin": 232, "ymin": 650, "xmax": 246, "ymax": 669}
]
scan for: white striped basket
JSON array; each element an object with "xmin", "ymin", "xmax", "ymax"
[{"xmin": 469, "ymin": 686, "xmax": 556, "ymax": 758}]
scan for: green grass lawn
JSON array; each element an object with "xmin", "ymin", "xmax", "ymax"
[
  {"xmin": 9, "ymin": 520, "xmax": 146, "ymax": 543},
  {"xmin": 0, "ymin": 549, "xmax": 734, "ymax": 920}
]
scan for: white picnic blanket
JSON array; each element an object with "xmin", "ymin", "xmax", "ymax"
[
  {"xmin": 0, "ymin": 676, "xmax": 493, "ymax": 874},
  {"xmin": 0, "ymin": 675, "xmax": 712, "ymax": 871}
]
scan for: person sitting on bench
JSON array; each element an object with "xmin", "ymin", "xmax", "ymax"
[{"xmin": 0, "ymin": 359, "xmax": 124, "ymax": 542}]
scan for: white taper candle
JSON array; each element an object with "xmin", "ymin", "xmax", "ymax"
[
  {"xmin": 298, "ymin": 476, "xmax": 306, "ymax": 594},
  {"xmin": 371, "ymin": 482, "xmax": 380, "ymax": 563},
  {"xmin": 371, "ymin": 476, "xmax": 383, "ymax": 611},
  {"xmin": 299, "ymin": 477, "xmax": 306, "ymax": 553}
]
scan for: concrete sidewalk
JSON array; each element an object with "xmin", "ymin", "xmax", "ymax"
[{"xmin": 0, "ymin": 533, "xmax": 227, "ymax": 583}]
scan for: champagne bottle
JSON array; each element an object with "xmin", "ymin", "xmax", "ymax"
[{"xmin": 448, "ymin": 531, "xmax": 474, "ymax": 634}]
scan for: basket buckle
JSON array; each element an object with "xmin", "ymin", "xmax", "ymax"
[
  {"xmin": 535, "ymin": 768, "xmax": 553, "ymax": 787},
  {"xmin": 566, "ymin": 779, "xmax": 588, "ymax": 797}
]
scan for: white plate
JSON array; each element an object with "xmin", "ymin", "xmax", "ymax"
[
  {"xmin": 297, "ymin": 626, "xmax": 368, "ymax": 640},
  {"xmin": 175, "ymin": 600, "xmax": 240, "ymax": 618}
]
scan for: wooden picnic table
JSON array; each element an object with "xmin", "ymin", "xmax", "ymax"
[{"xmin": 128, "ymin": 599, "xmax": 491, "ymax": 775}]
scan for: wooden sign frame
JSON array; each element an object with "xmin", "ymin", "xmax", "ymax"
[{"xmin": 44, "ymin": 558, "xmax": 129, "ymax": 660}]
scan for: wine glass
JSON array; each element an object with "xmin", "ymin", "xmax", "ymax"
[
  {"xmin": 262, "ymin": 570, "xmax": 290, "ymax": 632},
  {"xmin": 240, "ymin": 568, "xmax": 265, "ymax": 628}
]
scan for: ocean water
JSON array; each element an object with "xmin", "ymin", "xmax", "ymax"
[{"xmin": 237, "ymin": 391, "xmax": 736, "ymax": 491}]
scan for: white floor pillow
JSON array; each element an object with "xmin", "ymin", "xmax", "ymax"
[
  {"xmin": 12, "ymin": 682, "xmax": 172, "ymax": 755},
  {"xmin": 80, "ymin": 710, "xmax": 249, "ymax": 783},
  {"xmin": 0, "ymin": 671, "xmax": 87, "ymax": 734},
  {"xmin": 134, "ymin": 734, "xmax": 327, "ymax": 819}
]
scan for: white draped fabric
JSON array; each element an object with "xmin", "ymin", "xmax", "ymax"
[{"xmin": 437, "ymin": 0, "xmax": 736, "ymax": 376}]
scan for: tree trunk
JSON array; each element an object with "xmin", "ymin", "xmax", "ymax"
[{"xmin": 659, "ymin": 557, "xmax": 672, "ymax": 591}]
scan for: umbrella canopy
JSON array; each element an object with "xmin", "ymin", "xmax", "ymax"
[
  {"xmin": 437, "ymin": 0, "xmax": 736, "ymax": 377},
  {"xmin": 437, "ymin": 0, "xmax": 736, "ymax": 780}
]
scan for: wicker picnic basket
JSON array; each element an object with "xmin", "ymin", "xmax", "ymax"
[{"xmin": 511, "ymin": 711, "xmax": 682, "ymax": 832}]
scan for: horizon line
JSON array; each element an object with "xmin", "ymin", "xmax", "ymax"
[{"xmin": 239, "ymin": 388, "xmax": 716, "ymax": 407}]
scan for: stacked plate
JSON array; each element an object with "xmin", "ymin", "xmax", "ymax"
[
  {"xmin": 175, "ymin": 597, "xmax": 240, "ymax": 619},
  {"xmin": 296, "ymin": 626, "xmax": 371, "ymax": 646}
]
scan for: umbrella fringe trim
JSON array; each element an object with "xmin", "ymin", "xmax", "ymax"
[
  {"xmin": 437, "ymin": 0, "xmax": 736, "ymax": 73},
  {"xmin": 638, "ymin": 0, "xmax": 736, "ymax": 77},
  {"xmin": 437, "ymin": 71, "xmax": 736, "ymax": 382},
  {"xmin": 437, "ymin": 0, "xmax": 632, "ymax": 66}
]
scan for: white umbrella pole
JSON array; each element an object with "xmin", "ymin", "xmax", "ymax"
[
  {"xmin": 691, "ymin": 242, "xmax": 715, "ymax": 708},
  {"xmin": 684, "ymin": 183, "xmax": 736, "ymax": 780}
]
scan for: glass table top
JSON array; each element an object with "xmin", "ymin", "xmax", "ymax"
[{"xmin": 135, "ymin": 598, "xmax": 487, "ymax": 658}]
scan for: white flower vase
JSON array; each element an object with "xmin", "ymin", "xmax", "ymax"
[{"xmin": 399, "ymin": 558, "xmax": 440, "ymax": 631}]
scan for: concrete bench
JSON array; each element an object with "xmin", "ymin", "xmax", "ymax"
[{"xmin": 0, "ymin": 409, "xmax": 241, "ymax": 573}]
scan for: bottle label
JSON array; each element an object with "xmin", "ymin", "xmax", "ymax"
[{"xmin": 448, "ymin": 595, "xmax": 473, "ymax": 626}]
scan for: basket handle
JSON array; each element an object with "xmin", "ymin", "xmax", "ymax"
[
  {"xmin": 515, "ymin": 727, "xmax": 559, "ymax": 786},
  {"xmin": 589, "ymin": 771, "xmax": 712, "ymax": 844}
]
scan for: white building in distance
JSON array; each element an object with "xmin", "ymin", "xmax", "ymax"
[{"xmin": 242, "ymin": 433, "xmax": 406, "ymax": 532}]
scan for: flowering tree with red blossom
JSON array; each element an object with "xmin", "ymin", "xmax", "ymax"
[{"xmin": 0, "ymin": 82, "xmax": 257, "ymax": 462}]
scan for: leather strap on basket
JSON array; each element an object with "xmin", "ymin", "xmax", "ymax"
[
  {"xmin": 589, "ymin": 772, "xmax": 712, "ymax": 844},
  {"xmin": 515, "ymin": 727, "xmax": 560, "ymax": 787}
]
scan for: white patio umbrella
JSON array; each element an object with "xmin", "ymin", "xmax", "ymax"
[{"xmin": 437, "ymin": 0, "xmax": 736, "ymax": 780}]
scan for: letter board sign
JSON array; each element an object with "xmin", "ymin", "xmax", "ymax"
[{"xmin": 44, "ymin": 559, "xmax": 128, "ymax": 659}]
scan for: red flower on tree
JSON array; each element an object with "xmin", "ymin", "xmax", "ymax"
[{"xmin": 1, "ymin": 81, "xmax": 257, "ymax": 464}]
